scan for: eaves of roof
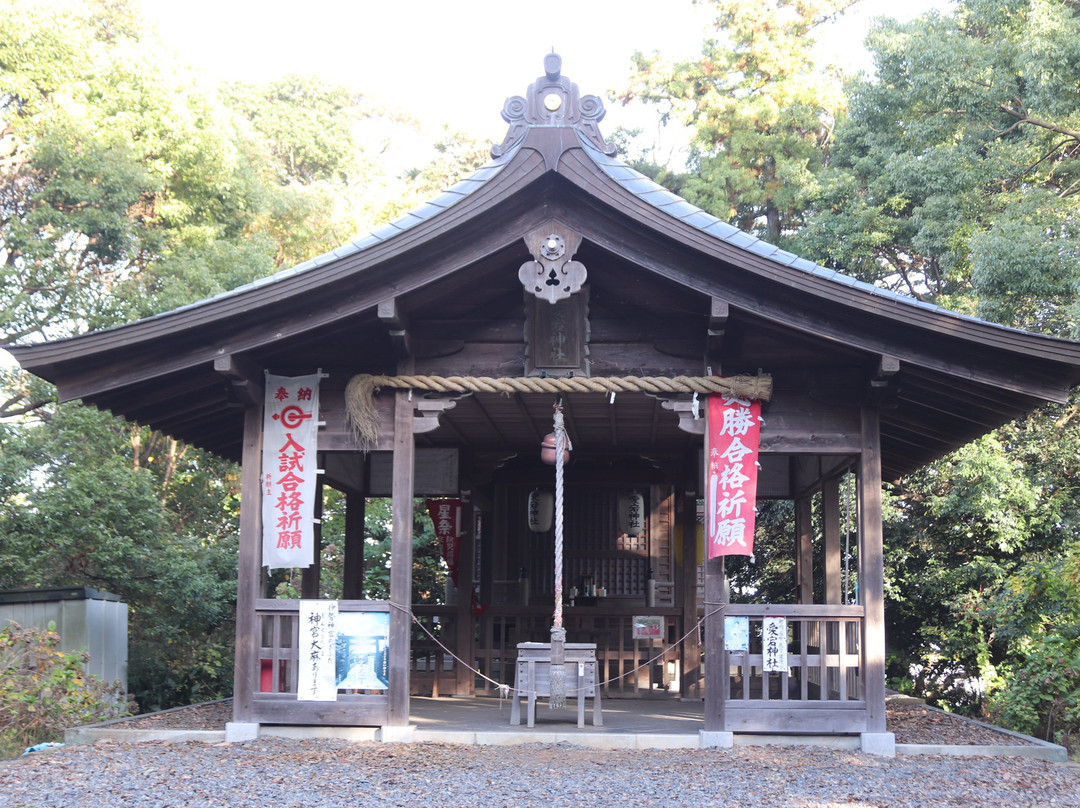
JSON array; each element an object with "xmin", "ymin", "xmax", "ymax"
[{"xmin": 11, "ymin": 110, "xmax": 1080, "ymax": 392}]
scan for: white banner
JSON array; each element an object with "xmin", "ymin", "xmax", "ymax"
[
  {"xmin": 262, "ymin": 373, "xmax": 321, "ymax": 570},
  {"xmin": 762, "ymin": 616, "xmax": 788, "ymax": 672},
  {"xmin": 298, "ymin": 600, "xmax": 338, "ymax": 701}
]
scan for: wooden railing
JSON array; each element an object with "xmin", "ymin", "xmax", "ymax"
[
  {"xmin": 721, "ymin": 604, "xmax": 867, "ymax": 733},
  {"xmin": 252, "ymin": 599, "xmax": 390, "ymax": 726},
  {"xmin": 412, "ymin": 605, "xmax": 685, "ymax": 698},
  {"xmin": 250, "ymin": 599, "xmax": 867, "ymax": 733}
]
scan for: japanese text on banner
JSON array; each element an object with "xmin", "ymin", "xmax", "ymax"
[
  {"xmin": 762, "ymin": 616, "xmax": 788, "ymax": 672},
  {"xmin": 424, "ymin": 499, "xmax": 462, "ymax": 587},
  {"xmin": 262, "ymin": 373, "xmax": 321, "ymax": 570},
  {"xmin": 298, "ymin": 600, "xmax": 338, "ymax": 701},
  {"xmin": 707, "ymin": 393, "xmax": 761, "ymax": 558}
]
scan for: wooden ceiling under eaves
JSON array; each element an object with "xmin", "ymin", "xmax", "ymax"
[{"xmin": 10, "ymin": 55, "xmax": 1080, "ymax": 486}]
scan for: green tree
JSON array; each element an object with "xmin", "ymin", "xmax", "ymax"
[
  {"xmin": 985, "ymin": 538, "xmax": 1080, "ymax": 754},
  {"xmin": 0, "ymin": 0, "xmax": 283, "ymax": 340},
  {"xmin": 794, "ymin": 0, "xmax": 1080, "ymax": 332},
  {"xmin": 0, "ymin": 0, "xmax": 503, "ymax": 716},
  {"xmin": 286, "ymin": 496, "xmax": 447, "ymax": 604},
  {"xmin": 621, "ymin": 0, "xmax": 852, "ymax": 243}
]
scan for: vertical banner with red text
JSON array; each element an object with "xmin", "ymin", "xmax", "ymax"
[
  {"xmin": 425, "ymin": 498, "xmax": 462, "ymax": 587},
  {"xmin": 706, "ymin": 393, "xmax": 761, "ymax": 558},
  {"xmin": 262, "ymin": 373, "xmax": 322, "ymax": 570}
]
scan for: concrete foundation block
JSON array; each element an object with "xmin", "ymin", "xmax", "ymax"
[
  {"xmin": 699, "ymin": 730, "xmax": 734, "ymax": 748},
  {"xmin": 225, "ymin": 722, "xmax": 260, "ymax": 743},
  {"xmin": 378, "ymin": 724, "xmax": 417, "ymax": 743},
  {"xmin": 860, "ymin": 732, "xmax": 896, "ymax": 756}
]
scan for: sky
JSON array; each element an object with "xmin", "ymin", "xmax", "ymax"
[{"xmin": 138, "ymin": 0, "xmax": 952, "ymax": 151}]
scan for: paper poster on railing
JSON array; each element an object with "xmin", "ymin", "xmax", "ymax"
[
  {"xmin": 706, "ymin": 392, "xmax": 761, "ymax": 558},
  {"xmin": 262, "ymin": 373, "xmax": 322, "ymax": 570},
  {"xmin": 724, "ymin": 616, "xmax": 749, "ymax": 651},
  {"xmin": 335, "ymin": 611, "xmax": 390, "ymax": 691},
  {"xmin": 298, "ymin": 600, "xmax": 338, "ymax": 701},
  {"xmin": 762, "ymin": 616, "xmax": 788, "ymax": 672}
]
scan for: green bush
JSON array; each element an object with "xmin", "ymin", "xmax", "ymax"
[
  {"xmin": 0, "ymin": 622, "xmax": 131, "ymax": 758},
  {"xmin": 987, "ymin": 633, "xmax": 1080, "ymax": 758},
  {"xmin": 985, "ymin": 543, "xmax": 1080, "ymax": 758}
]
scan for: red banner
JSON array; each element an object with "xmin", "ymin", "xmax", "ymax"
[
  {"xmin": 425, "ymin": 498, "xmax": 462, "ymax": 586},
  {"xmin": 706, "ymin": 393, "xmax": 761, "ymax": 558}
]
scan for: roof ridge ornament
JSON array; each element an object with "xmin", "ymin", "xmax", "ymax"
[{"xmin": 492, "ymin": 52, "xmax": 617, "ymax": 158}]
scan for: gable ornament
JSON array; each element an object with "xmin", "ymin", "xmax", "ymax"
[{"xmin": 519, "ymin": 222, "xmax": 587, "ymax": 304}]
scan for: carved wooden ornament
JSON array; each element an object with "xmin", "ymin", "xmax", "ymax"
[{"xmin": 519, "ymin": 223, "xmax": 587, "ymax": 304}]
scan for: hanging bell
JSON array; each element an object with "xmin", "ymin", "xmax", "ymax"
[{"xmin": 540, "ymin": 432, "xmax": 570, "ymax": 465}]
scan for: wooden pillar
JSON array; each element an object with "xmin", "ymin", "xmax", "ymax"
[
  {"xmin": 232, "ymin": 401, "xmax": 263, "ymax": 723},
  {"xmin": 679, "ymin": 492, "xmax": 702, "ymax": 699},
  {"xmin": 388, "ymin": 389, "xmax": 415, "ymax": 725},
  {"xmin": 795, "ymin": 495, "xmax": 814, "ymax": 604},
  {"xmin": 822, "ymin": 476, "xmax": 842, "ymax": 605},
  {"xmin": 703, "ymin": 554, "xmax": 727, "ymax": 731},
  {"xmin": 342, "ymin": 491, "xmax": 366, "ymax": 600},
  {"xmin": 454, "ymin": 496, "xmax": 476, "ymax": 695},
  {"xmin": 300, "ymin": 478, "xmax": 324, "ymax": 599},
  {"xmin": 859, "ymin": 407, "xmax": 887, "ymax": 732}
]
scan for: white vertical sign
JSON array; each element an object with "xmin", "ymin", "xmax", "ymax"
[
  {"xmin": 762, "ymin": 616, "xmax": 788, "ymax": 672},
  {"xmin": 262, "ymin": 373, "xmax": 321, "ymax": 569},
  {"xmin": 298, "ymin": 600, "xmax": 338, "ymax": 701}
]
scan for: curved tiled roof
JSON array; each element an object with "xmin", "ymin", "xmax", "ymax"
[
  {"xmin": 576, "ymin": 134, "xmax": 1034, "ymax": 340},
  {"xmin": 9, "ymin": 54, "xmax": 1080, "ymax": 473}
]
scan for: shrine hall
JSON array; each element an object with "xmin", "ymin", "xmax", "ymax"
[{"xmin": 12, "ymin": 54, "xmax": 1080, "ymax": 754}]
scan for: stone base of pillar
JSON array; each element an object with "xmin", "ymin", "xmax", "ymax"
[
  {"xmin": 699, "ymin": 730, "xmax": 734, "ymax": 748},
  {"xmin": 225, "ymin": 722, "xmax": 260, "ymax": 742},
  {"xmin": 860, "ymin": 731, "xmax": 896, "ymax": 756},
  {"xmin": 379, "ymin": 724, "xmax": 417, "ymax": 743}
]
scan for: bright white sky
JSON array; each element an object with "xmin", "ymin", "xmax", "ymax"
[{"xmin": 138, "ymin": 0, "xmax": 952, "ymax": 149}]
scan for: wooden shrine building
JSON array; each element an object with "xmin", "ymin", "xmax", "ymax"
[{"xmin": 12, "ymin": 54, "xmax": 1080, "ymax": 751}]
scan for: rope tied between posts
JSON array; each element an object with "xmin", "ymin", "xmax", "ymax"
[{"xmin": 344, "ymin": 372, "xmax": 772, "ymax": 450}]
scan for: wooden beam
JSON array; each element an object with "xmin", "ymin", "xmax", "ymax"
[
  {"xmin": 341, "ymin": 492, "xmax": 366, "ymax": 600},
  {"xmin": 859, "ymin": 406, "xmax": 887, "ymax": 733},
  {"xmin": 704, "ymin": 554, "xmax": 727, "ymax": 732},
  {"xmin": 707, "ymin": 296, "xmax": 729, "ymax": 358},
  {"xmin": 867, "ymin": 354, "xmax": 900, "ymax": 406},
  {"xmin": 232, "ymin": 401, "xmax": 263, "ymax": 723},
  {"xmin": 679, "ymin": 491, "xmax": 702, "ymax": 699},
  {"xmin": 379, "ymin": 297, "xmax": 411, "ymax": 359},
  {"xmin": 388, "ymin": 387, "xmax": 416, "ymax": 726},
  {"xmin": 378, "ymin": 297, "xmax": 463, "ymax": 360},
  {"xmin": 300, "ymin": 479, "xmax": 324, "ymax": 599},
  {"xmin": 455, "ymin": 495, "xmax": 476, "ymax": 696},
  {"xmin": 822, "ymin": 476, "xmax": 842, "ymax": 605},
  {"xmin": 377, "ymin": 298, "xmax": 405, "ymax": 330},
  {"xmin": 702, "ymin": 392, "xmax": 727, "ymax": 731},
  {"xmin": 214, "ymin": 354, "xmax": 264, "ymax": 405},
  {"xmin": 877, "ymin": 355, "xmax": 900, "ymax": 377},
  {"xmin": 795, "ymin": 496, "xmax": 814, "ymax": 604}
]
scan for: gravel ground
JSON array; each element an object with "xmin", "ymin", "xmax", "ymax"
[
  {"xmin": 101, "ymin": 697, "xmax": 1041, "ymax": 746},
  {"xmin": 1, "ymin": 738, "xmax": 1078, "ymax": 808}
]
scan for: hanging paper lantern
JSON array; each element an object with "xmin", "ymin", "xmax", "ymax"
[
  {"xmin": 527, "ymin": 488, "xmax": 554, "ymax": 532},
  {"xmin": 618, "ymin": 491, "xmax": 646, "ymax": 536}
]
